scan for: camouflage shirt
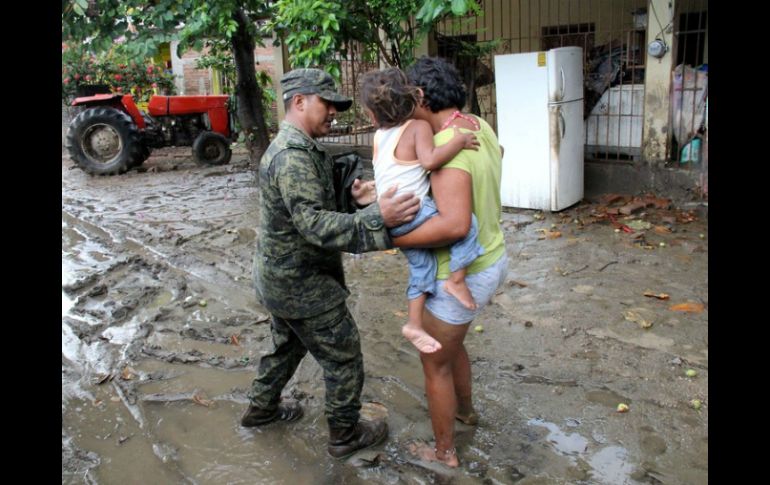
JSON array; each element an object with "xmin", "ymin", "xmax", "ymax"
[{"xmin": 254, "ymin": 121, "xmax": 392, "ymax": 319}]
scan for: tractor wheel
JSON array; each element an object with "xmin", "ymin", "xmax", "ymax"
[
  {"xmin": 129, "ymin": 112, "xmax": 156, "ymax": 167},
  {"xmin": 192, "ymin": 131, "xmax": 232, "ymax": 166},
  {"xmin": 65, "ymin": 107, "xmax": 146, "ymax": 175},
  {"xmin": 132, "ymin": 144, "xmax": 152, "ymax": 167}
]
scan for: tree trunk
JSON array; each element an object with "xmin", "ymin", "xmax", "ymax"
[{"xmin": 232, "ymin": 8, "xmax": 270, "ymax": 163}]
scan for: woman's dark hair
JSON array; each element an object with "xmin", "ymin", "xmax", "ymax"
[
  {"xmin": 406, "ymin": 56, "xmax": 467, "ymax": 113},
  {"xmin": 360, "ymin": 68, "xmax": 421, "ymax": 129}
]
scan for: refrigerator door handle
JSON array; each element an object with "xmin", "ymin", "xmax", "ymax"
[
  {"xmin": 559, "ymin": 67, "xmax": 566, "ymax": 101},
  {"xmin": 559, "ymin": 109, "xmax": 566, "ymax": 140}
]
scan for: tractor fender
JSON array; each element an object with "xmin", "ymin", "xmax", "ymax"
[
  {"xmin": 119, "ymin": 95, "xmax": 145, "ymax": 129},
  {"xmin": 71, "ymin": 93, "xmax": 123, "ymax": 106},
  {"xmin": 70, "ymin": 94, "xmax": 145, "ymax": 129}
]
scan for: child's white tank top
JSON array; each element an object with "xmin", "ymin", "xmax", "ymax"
[{"xmin": 372, "ymin": 120, "xmax": 430, "ymax": 202}]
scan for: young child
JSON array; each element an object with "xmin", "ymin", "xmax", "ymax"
[{"xmin": 360, "ymin": 67, "xmax": 485, "ymax": 354}]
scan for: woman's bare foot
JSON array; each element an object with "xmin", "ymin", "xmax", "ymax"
[
  {"xmin": 443, "ymin": 280, "xmax": 477, "ymax": 310},
  {"xmin": 406, "ymin": 440, "xmax": 459, "ymax": 468},
  {"xmin": 455, "ymin": 411, "xmax": 479, "ymax": 425},
  {"xmin": 402, "ymin": 324, "xmax": 442, "ymax": 353}
]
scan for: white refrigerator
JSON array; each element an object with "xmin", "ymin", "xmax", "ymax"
[{"xmin": 494, "ymin": 47, "xmax": 584, "ymax": 211}]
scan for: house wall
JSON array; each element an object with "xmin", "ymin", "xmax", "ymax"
[
  {"xmin": 170, "ymin": 39, "xmax": 279, "ymax": 130},
  {"xmin": 434, "ymin": 0, "xmax": 648, "ymax": 130},
  {"xmin": 170, "ymin": 41, "xmax": 276, "ymax": 97},
  {"xmin": 440, "ymin": 0, "xmax": 645, "ymax": 50}
]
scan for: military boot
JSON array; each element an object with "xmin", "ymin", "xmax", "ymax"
[
  {"xmin": 327, "ymin": 419, "xmax": 388, "ymax": 458},
  {"xmin": 240, "ymin": 400, "xmax": 303, "ymax": 427}
]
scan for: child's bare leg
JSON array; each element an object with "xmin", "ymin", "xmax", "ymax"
[
  {"xmin": 402, "ymin": 295, "xmax": 442, "ymax": 353},
  {"xmin": 443, "ymin": 268, "xmax": 477, "ymax": 310}
]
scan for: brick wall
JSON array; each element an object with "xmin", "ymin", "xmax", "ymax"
[
  {"xmin": 179, "ymin": 41, "xmax": 278, "ymax": 129},
  {"xmin": 180, "ymin": 41, "xmax": 275, "ymax": 97}
]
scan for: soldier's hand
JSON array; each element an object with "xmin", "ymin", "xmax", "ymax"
[
  {"xmin": 378, "ymin": 185, "xmax": 420, "ymax": 228},
  {"xmin": 351, "ymin": 178, "xmax": 377, "ymax": 207}
]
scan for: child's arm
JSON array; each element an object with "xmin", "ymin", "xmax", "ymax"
[{"xmin": 413, "ymin": 121, "xmax": 479, "ymax": 171}]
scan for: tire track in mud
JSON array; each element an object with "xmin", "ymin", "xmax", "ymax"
[
  {"xmin": 62, "ymin": 158, "xmax": 271, "ymax": 484},
  {"xmin": 62, "ymin": 205, "xmax": 267, "ymax": 369}
]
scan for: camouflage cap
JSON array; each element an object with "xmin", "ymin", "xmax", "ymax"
[{"xmin": 280, "ymin": 68, "xmax": 353, "ymax": 112}]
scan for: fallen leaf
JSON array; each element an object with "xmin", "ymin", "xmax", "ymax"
[
  {"xmin": 393, "ymin": 310, "xmax": 407, "ymax": 318},
  {"xmin": 383, "ymin": 249, "xmax": 398, "ymax": 255},
  {"xmin": 600, "ymin": 194, "xmax": 626, "ymax": 205},
  {"xmin": 644, "ymin": 196, "xmax": 672, "ymax": 209},
  {"xmin": 676, "ymin": 211, "xmax": 698, "ymax": 223},
  {"xmin": 654, "ymin": 225, "xmax": 673, "ymax": 235},
  {"xmin": 230, "ymin": 334, "xmax": 240, "ymax": 346},
  {"xmin": 572, "ymin": 285, "xmax": 594, "ymax": 294},
  {"xmin": 631, "ymin": 234, "xmax": 654, "ymax": 249},
  {"xmin": 619, "ymin": 201, "xmax": 648, "ymax": 215},
  {"xmin": 669, "ymin": 302, "xmax": 705, "ymax": 313},
  {"xmin": 623, "ymin": 309, "xmax": 654, "ymax": 329},
  {"xmin": 627, "ymin": 220, "xmax": 652, "ymax": 231},
  {"xmin": 536, "ymin": 229, "xmax": 562, "ymax": 239},
  {"xmin": 192, "ymin": 393, "xmax": 214, "ymax": 407},
  {"xmin": 608, "ymin": 214, "xmax": 634, "ymax": 233},
  {"xmin": 617, "ymin": 403, "xmax": 630, "ymax": 413},
  {"xmin": 121, "ymin": 367, "xmax": 136, "ymax": 380},
  {"xmin": 643, "ymin": 291, "xmax": 670, "ymax": 300},
  {"xmin": 508, "ymin": 280, "xmax": 528, "ymax": 288}
]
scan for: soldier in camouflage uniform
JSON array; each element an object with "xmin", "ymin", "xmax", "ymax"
[{"xmin": 241, "ymin": 68, "xmax": 420, "ymax": 459}]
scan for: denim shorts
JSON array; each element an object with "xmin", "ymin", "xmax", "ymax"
[{"xmin": 425, "ymin": 253, "xmax": 508, "ymax": 325}]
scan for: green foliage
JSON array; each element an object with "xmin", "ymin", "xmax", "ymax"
[
  {"xmin": 267, "ymin": 0, "xmax": 480, "ymax": 78},
  {"xmin": 194, "ymin": 40, "xmax": 238, "ymax": 91},
  {"xmin": 266, "ymin": 0, "xmax": 343, "ymax": 78},
  {"xmin": 62, "ymin": 44, "xmax": 176, "ymax": 103},
  {"xmin": 256, "ymin": 70, "xmax": 277, "ymax": 127},
  {"xmin": 416, "ymin": 0, "xmax": 480, "ymax": 28}
]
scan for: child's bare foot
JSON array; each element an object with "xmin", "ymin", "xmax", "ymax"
[
  {"xmin": 406, "ymin": 440, "xmax": 459, "ymax": 468},
  {"xmin": 443, "ymin": 280, "xmax": 477, "ymax": 310},
  {"xmin": 402, "ymin": 323, "xmax": 442, "ymax": 353}
]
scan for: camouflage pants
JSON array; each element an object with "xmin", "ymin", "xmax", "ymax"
[{"xmin": 247, "ymin": 302, "xmax": 364, "ymax": 428}]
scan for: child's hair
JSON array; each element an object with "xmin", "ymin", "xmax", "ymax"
[{"xmin": 360, "ymin": 67, "xmax": 421, "ymax": 129}]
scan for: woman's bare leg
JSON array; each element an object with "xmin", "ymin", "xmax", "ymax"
[{"xmin": 413, "ymin": 309, "xmax": 471, "ymax": 467}]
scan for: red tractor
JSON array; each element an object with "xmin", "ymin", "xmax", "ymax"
[{"xmin": 65, "ymin": 93, "xmax": 236, "ymax": 175}]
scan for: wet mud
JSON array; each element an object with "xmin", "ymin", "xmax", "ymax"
[{"xmin": 63, "ymin": 148, "xmax": 707, "ymax": 484}]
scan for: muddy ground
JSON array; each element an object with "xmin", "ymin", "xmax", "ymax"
[{"xmin": 62, "ymin": 146, "xmax": 707, "ymax": 484}]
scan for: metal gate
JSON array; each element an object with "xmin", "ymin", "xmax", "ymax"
[
  {"xmin": 668, "ymin": 0, "xmax": 708, "ymax": 177},
  {"xmin": 434, "ymin": 0, "xmax": 649, "ymax": 162},
  {"xmin": 318, "ymin": 43, "xmax": 384, "ymax": 148},
  {"xmin": 316, "ymin": 0, "xmax": 706, "ymax": 178}
]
